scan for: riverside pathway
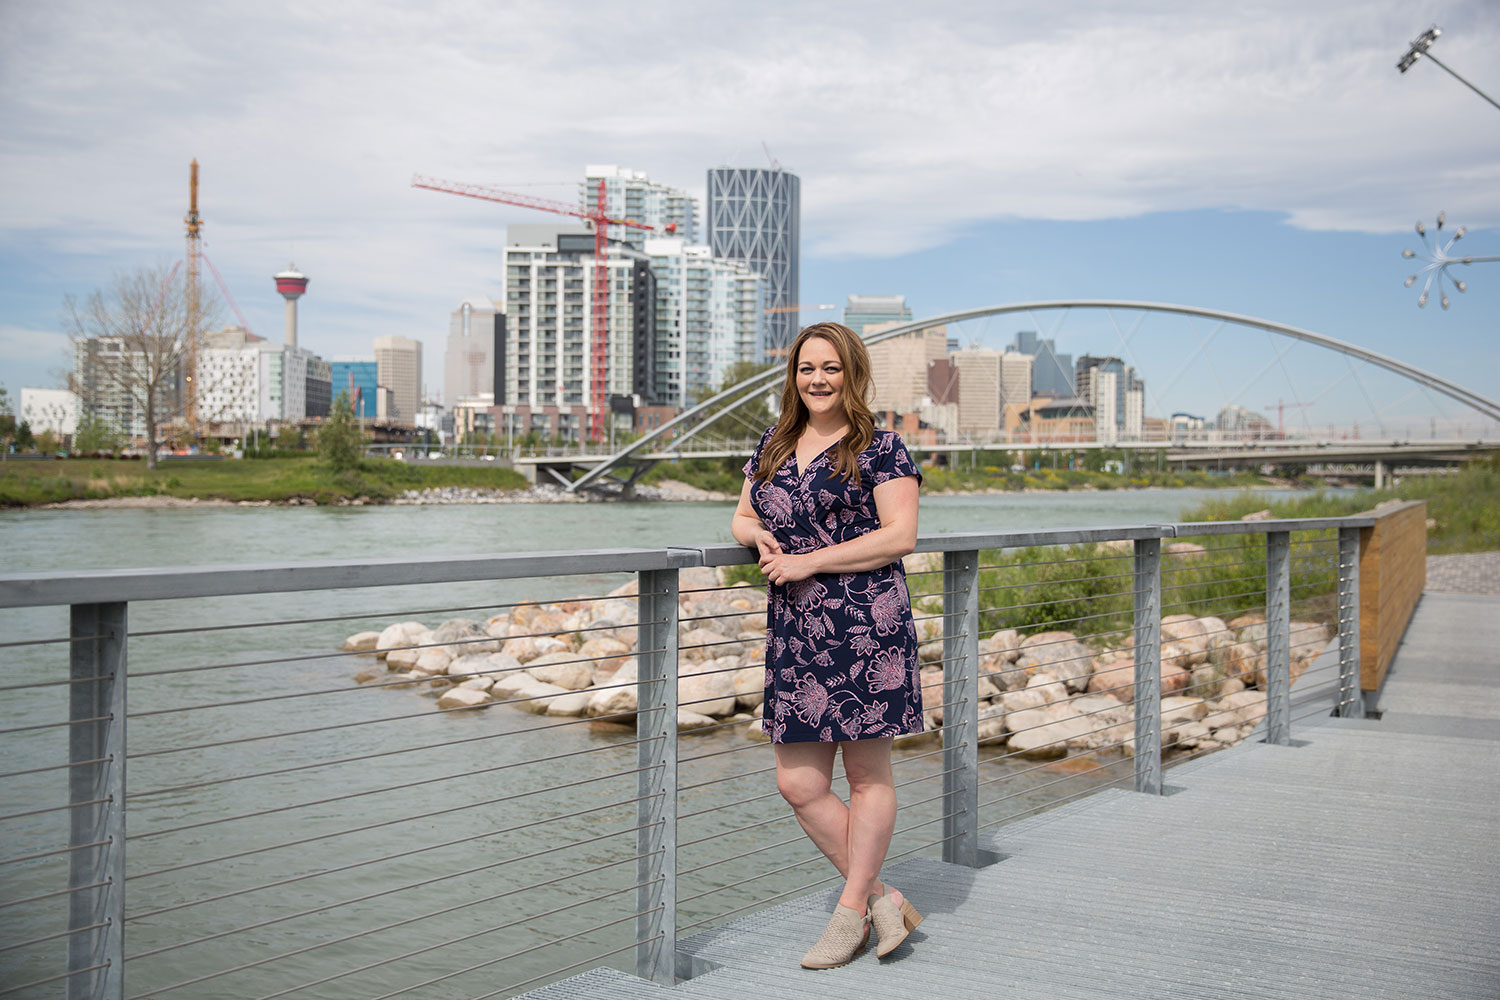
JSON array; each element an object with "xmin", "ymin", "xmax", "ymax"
[{"xmin": 522, "ymin": 591, "xmax": 1500, "ymax": 1000}]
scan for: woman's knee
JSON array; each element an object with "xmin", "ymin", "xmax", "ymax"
[{"xmin": 777, "ymin": 767, "xmax": 832, "ymax": 809}]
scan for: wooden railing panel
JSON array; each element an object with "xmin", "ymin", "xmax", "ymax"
[{"xmin": 1358, "ymin": 500, "xmax": 1427, "ymax": 693}]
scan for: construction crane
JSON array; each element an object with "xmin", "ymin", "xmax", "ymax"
[
  {"xmin": 413, "ymin": 173, "xmax": 675, "ymax": 442},
  {"xmin": 184, "ymin": 159, "xmax": 203, "ymax": 429},
  {"xmin": 1265, "ymin": 399, "xmax": 1312, "ymax": 438}
]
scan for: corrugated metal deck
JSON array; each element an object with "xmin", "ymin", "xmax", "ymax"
[{"xmin": 522, "ymin": 593, "xmax": 1500, "ymax": 999}]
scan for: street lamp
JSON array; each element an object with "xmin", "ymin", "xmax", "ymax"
[
  {"xmin": 1397, "ymin": 25, "xmax": 1500, "ymax": 111},
  {"xmin": 1403, "ymin": 211, "xmax": 1500, "ymax": 309}
]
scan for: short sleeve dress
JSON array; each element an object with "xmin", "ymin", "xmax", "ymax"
[{"xmin": 743, "ymin": 427, "xmax": 925, "ymax": 744}]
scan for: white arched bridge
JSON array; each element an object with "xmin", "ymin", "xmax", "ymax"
[{"xmin": 523, "ymin": 300, "xmax": 1500, "ymax": 493}]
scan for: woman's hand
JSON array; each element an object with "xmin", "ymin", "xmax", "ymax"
[{"xmin": 759, "ymin": 544, "xmax": 818, "ymax": 585}]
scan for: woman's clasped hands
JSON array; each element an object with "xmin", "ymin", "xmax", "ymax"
[{"xmin": 754, "ymin": 529, "xmax": 816, "ymax": 586}]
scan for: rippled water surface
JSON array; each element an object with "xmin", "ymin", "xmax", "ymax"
[{"xmin": 0, "ymin": 487, "xmax": 1318, "ymax": 997}]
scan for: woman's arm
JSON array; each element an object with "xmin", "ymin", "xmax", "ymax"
[
  {"xmin": 759, "ymin": 476, "xmax": 918, "ymax": 585},
  {"xmin": 732, "ymin": 475, "xmax": 781, "ymax": 558}
]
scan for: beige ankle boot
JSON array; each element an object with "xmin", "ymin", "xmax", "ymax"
[
  {"xmin": 868, "ymin": 889, "xmax": 924, "ymax": 958},
  {"xmin": 799, "ymin": 904, "xmax": 870, "ymax": 969}
]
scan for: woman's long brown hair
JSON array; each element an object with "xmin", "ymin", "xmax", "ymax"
[{"xmin": 755, "ymin": 322, "xmax": 876, "ymax": 486}]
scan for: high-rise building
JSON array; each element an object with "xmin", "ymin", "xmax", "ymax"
[
  {"xmin": 1075, "ymin": 356, "xmax": 1147, "ymax": 440},
  {"xmin": 706, "ymin": 167, "xmax": 800, "ymax": 357},
  {"xmin": 950, "ymin": 348, "xmax": 1003, "ymax": 436},
  {"xmin": 374, "ymin": 335, "xmax": 422, "ymax": 426},
  {"xmin": 582, "ymin": 166, "xmax": 698, "ymax": 250},
  {"xmin": 444, "ymin": 297, "xmax": 500, "ymax": 403},
  {"xmin": 194, "ymin": 325, "xmax": 331, "ymax": 424},
  {"xmin": 1012, "ymin": 331, "xmax": 1073, "ymax": 397},
  {"xmin": 1216, "ymin": 405, "xmax": 1273, "ymax": 438},
  {"xmin": 501, "ymin": 225, "xmax": 655, "ymax": 440},
  {"xmin": 998, "ymin": 351, "xmax": 1034, "ymax": 411},
  {"xmin": 868, "ymin": 329, "xmax": 948, "ymax": 413},
  {"xmin": 71, "ymin": 336, "xmax": 181, "ymax": 440},
  {"xmin": 843, "ymin": 295, "xmax": 912, "ymax": 336},
  {"xmin": 644, "ymin": 238, "xmax": 762, "ymax": 408},
  {"xmin": 330, "ymin": 358, "xmax": 378, "ymax": 418}
]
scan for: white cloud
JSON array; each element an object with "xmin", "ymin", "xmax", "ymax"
[{"xmin": 1, "ymin": 0, "xmax": 1497, "ymax": 390}]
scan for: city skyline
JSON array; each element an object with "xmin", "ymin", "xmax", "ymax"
[{"xmin": 2, "ymin": 1, "xmax": 1498, "ymax": 431}]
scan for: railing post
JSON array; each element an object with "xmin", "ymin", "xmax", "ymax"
[
  {"xmin": 1336, "ymin": 527, "xmax": 1366, "ymax": 719},
  {"xmin": 1264, "ymin": 530, "xmax": 1292, "ymax": 744},
  {"xmin": 635, "ymin": 569, "xmax": 678, "ymax": 985},
  {"xmin": 1132, "ymin": 538, "xmax": 1162, "ymax": 794},
  {"xmin": 69, "ymin": 602, "xmax": 126, "ymax": 1000},
  {"xmin": 941, "ymin": 549, "xmax": 980, "ymax": 867}
]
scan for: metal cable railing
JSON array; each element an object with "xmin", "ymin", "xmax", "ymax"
[{"xmin": 0, "ymin": 515, "xmax": 1376, "ymax": 999}]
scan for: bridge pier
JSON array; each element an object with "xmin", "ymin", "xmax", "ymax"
[{"xmin": 1374, "ymin": 459, "xmax": 1386, "ymax": 490}]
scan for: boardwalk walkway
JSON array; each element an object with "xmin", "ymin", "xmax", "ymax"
[{"xmin": 525, "ymin": 593, "xmax": 1500, "ymax": 999}]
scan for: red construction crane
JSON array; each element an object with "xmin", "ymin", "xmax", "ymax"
[
  {"xmin": 1264, "ymin": 398, "xmax": 1313, "ymax": 438},
  {"xmin": 412, "ymin": 173, "xmax": 675, "ymax": 442}
]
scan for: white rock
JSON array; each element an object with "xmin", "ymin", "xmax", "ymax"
[
  {"xmin": 1005, "ymin": 705, "xmax": 1095, "ymax": 757},
  {"xmin": 1161, "ymin": 695, "xmax": 1208, "ymax": 726},
  {"xmin": 513, "ymin": 679, "xmax": 571, "ymax": 714},
  {"xmin": 587, "ymin": 659, "xmax": 639, "ymax": 717},
  {"xmin": 375, "ymin": 621, "xmax": 427, "ymax": 660},
  {"xmin": 544, "ymin": 689, "xmax": 594, "ymax": 716},
  {"xmin": 1024, "ymin": 671, "xmax": 1070, "ymax": 705},
  {"xmin": 679, "ymin": 663, "xmax": 738, "ymax": 717},
  {"xmin": 745, "ymin": 718, "xmax": 771, "ymax": 742},
  {"xmin": 436, "ymin": 687, "xmax": 491, "ymax": 710},
  {"xmin": 414, "ymin": 648, "xmax": 453, "ymax": 675},
  {"xmin": 731, "ymin": 665, "xmax": 766, "ymax": 709},
  {"xmin": 525, "ymin": 651, "xmax": 595, "ymax": 690},
  {"xmin": 458, "ymin": 676, "xmax": 495, "ymax": 692},
  {"xmin": 341, "ymin": 631, "xmax": 382, "ymax": 654},
  {"xmin": 678, "ymin": 709, "xmax": 720, "ymax": 732}
]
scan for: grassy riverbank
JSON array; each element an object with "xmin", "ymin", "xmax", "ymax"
[
  {"xmin": 641, "ymin": 454, "xmax": 1269, "ymax": 495},
  {"xmin": 0, "ymin": 456, "xmax": 529, "ymax": 507}
]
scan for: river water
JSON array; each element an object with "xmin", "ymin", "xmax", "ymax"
[{"xmin": 0, "ymin": 488, "xmax": 1308, "ymax": 998}]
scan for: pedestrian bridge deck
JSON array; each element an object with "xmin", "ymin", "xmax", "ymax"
[{"xmin": 524, "ymin": 592, "xmax": 1500, "ymax": 999}]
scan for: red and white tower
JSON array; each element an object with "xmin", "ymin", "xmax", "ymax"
[{"xmin": 274, "ymin": 265, "xmax": 309, "ymax": 347}]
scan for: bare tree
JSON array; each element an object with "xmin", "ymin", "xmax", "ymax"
[{"xmin": 65, "ymin": 262, "xmax": 220, "ymax": 470}]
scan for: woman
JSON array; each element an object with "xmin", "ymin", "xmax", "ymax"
[{"xmin": 731, "ymin": 321, "xmax": 926, "ymax": 969}]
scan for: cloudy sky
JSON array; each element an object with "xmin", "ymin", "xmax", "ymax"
[{"xmin": 2, "ymin": 0, "xmax": 1497, "ymax": 428}]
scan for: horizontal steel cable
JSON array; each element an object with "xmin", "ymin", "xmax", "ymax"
[
  {"xmin": 465, "ymin": 936, "xmax": 659, "ymax": 1000},
  {"xmin": 679, "ymin": 768, "xmax": 963, "ymax": 876},
  {"xmin": 0, "ymin": 632, "xmax": 107, "ymax": 650},
  {"xmin": 0, "ymin": 960, "xmax": 111, "ymax": 998},
  {"xmin": 0, "ymin": 713, "xmax": 111, "ymax": 737},
  {"xmin": 0, "ymin": 837, "xmax": 110, "ymax": 868},
  {"xmin": 976, "ymin": 568, "xmax": 1138, "ymax": 594},
  {"xmin": 0, "ymin": 879, "xmax": 110, "ymax": 913},
  {"xmin": 977, "ymin": 773, "xmax": 1133, "ymax": 833},
  {"xmin": 678, "ymin": 815, "xmax": 964, "ymax": 933},
  {"xmin": 127, "ymin": 680, "xmax": 665, "ymax": 761},
  {"xmin": 678, "ymin": 768, "xmax": 958, "ymax": 856},
  {"xmin": 130, "ymin": 759, "xmax": 650, "ymax": 843},
  {"xmin": 127, "ymin": 590, "xmax": 653, "ymax": 640},
  {"xmin": 0, "ymin": 756, "xmax": 111, "ymax": 782},
  {"xmin": 358, "ymin": 905, "xmax": 653, "ymax": 1000},
  {"xmin": 977, "ymin": 756, "xmax": 1133, "ymax": 810},
  {"xmin": 130, "ymin": 614, "xmax": 662, "ymax": 681},
  {"xmin": 678, "ymin": 713, "xmax": 967, "ymax": 766},
  {"xmin": 127, "ymin": 643, "xmax": 667, "ymax": 718},
  {"xmin": 677, "ymin": 753, "xmax": 950, "ymax": 823},
  {"xmin": 135, "ymin": 874, "xmax": 659, "ymax": 1000},
  {"xmin": 677, "ymin": 802, "xmax": 960, "ymax": 905},
  {"xmin": 127, "ymin": 843, "xmax": 659, "ymax": 965},
  {"xmin": 124, "ymin": 809, "xmax": 659, "ymax": 922},
  {"xmin": 0, "ymin": 919, "xmax": 109, "ymax": 955},
  {"xmin": 130, "ymin": 714, "xmax": 658, "ymax": 798},
  {"xmin": 0, "ymin": 672, "xmax": 114, "ymax": 693},
  {"xmin": 0, "ymin": 795, "xmax": 110, "ymax": 825},
  {"xmin": 127, "ymin": 783, "xmax": 659, "ymax": 883}
]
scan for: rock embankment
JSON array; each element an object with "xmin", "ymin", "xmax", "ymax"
[{"xmin": 342, "ymin": 556, "xmax": 1334, "ymax": 758}]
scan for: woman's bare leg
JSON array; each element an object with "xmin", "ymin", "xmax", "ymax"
[
  {"xmin": 774, "ymin": 741, "xmax": 850, "ymax": 882},
  {"xmin": 837, "ymin": 738, "xmax": 902, "ymax": 912},
  {"xmin": 775, "ymin": 739, "xmax": 906, "ymax": 914}
]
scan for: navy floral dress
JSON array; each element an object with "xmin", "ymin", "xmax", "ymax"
[{"xmin": 744, "ymin": 427, "xmax": 925, "ymax": 744}]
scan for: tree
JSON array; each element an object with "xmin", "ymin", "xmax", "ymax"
[
  {"xmin": 36, "ymin": 429, "xmax": 61, "ymax": 454},
  {"xmin": 65, "ymin": 262, "xmax": 220, "ymax": 470},
  {"xmin": 0, "ymin": 387, "xmax": 15, "ymax": 451},
  {"xmin": 317, "ymin": 391, "xmax": 366, "ymax": 472},
  {"xmin": 74, "ymin": 412, "xmax": 125, "ymax": 455},
  {"xmin": 14, "ymin": 421, "xmax": 36, "ymax": 452}
]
